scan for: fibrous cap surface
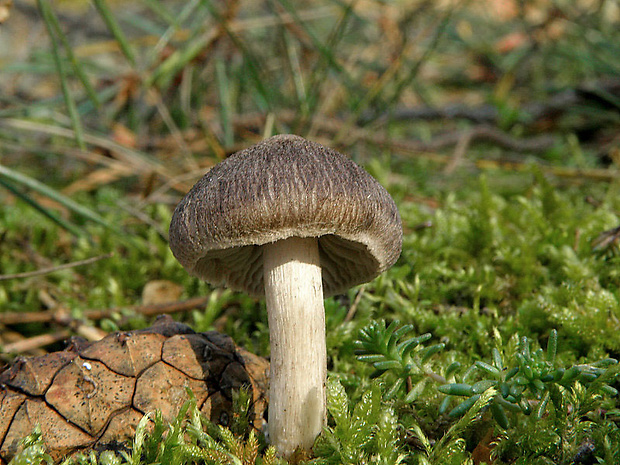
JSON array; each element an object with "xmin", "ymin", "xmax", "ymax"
[{"xmin": 169, "ymin": 134, "xmax": 402, "ymax": 296}]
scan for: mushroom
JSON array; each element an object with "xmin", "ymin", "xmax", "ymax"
[{"xmin": 168, "ymin": 134, "xmax": 402, "ymax": 457}]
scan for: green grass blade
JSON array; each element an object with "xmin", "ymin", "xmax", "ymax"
[
  {"xmin": 0, "ymin": 177, "xmax": 84, "ymax": 237},
  {"xmin": 149, "ymin": 0, "xmax": 203, "ymax": 50},
  {"xmin": 37, "ymin": 0, "xmax": 86, "ymax": 150},
  {"xmin": 140, "ymin": 0, "xmax": 177, "ymax": 25},
  {"xmin": 0, "ymin": 164, "xmax": 122, "ymax": 235},
  {"xmin": 42, "ymin": 0, "xmax": 101, "ymax": 108},
  {"xmin": 143, "ymin": 0, "xmax": 210, "ymax": 87},
  {"xmin": 276, "ymin": 0, "xmax": 348, "ymax": 77},
  {"xmin": 202, "ymin": 0, "xmax": 272, "ymax": 111},
  {"xmin": 216, "ymin": 58, "xmax": 233, "ymax": 147},
  {"xmin": 91, "ymin": 0, "xmax": 137, "ymax": 66},
  {"xmin": 278, "ymin": 0, "xmax": 356, "ymax": 115},
  {"xmin": 282, "ymin": 30, "xmax": 309, "ymax": 117},
  {"xmin": 146, "ymin": 30, "xmax": 211, "ymax": 88},
  {"xmin": 385, "ymin": 8, "xmax": 454, "ymax": 113}
]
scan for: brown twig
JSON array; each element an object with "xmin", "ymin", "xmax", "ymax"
[
  {"xmin": 362, "ymin": 124, "xmax": 556, "ymax": 154},
  {"xmin": 0, "ymin": 295, "xmax": 213, "ymax": 325},
  {"xmin": 0, "ymin": 253, "xmax": 113, "ymax": 281},
  {"xmin": 444, "ymin": 128, "xmax": 474, "ymax": 174},
  {"xmin": 232, "ymin": 112, "xmax": 618, "ymax": 181},
  {"xmin": 233, "ymin": 112, "xmax": 557, "ymax": 154},
  {"xmin": 376, "ymin": 137, "xmax": 618, "ymax": 181},
  {"xmin": 1, "ymin": 330, "xmax": 71, "ymax": 354},
  {"xmin": 360, "ymin": 78, "xmax": 620, "ymax": 125}
]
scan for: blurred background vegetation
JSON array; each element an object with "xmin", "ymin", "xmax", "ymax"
[{"xmin": 1, "ymin": 0, "xmax": 620, "ymax": 463}]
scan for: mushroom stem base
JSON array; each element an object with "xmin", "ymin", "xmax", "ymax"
[{"xmin": 263, "ymin": 236, "xmax": 326, "ymax": 457}]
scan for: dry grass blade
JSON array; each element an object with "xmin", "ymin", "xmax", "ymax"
[
  {"xmin": 0, "ymin": 253, "xmax": 113, "ymax": 282},
  {"xmin": 0, "ymin": 118, "xmax": 169, "ymax": 177},
  {"xmin": 146, "ymin": 87, "xmax": 198, "ymax": 171},
  {"xmin": 62, "ymin": 166, "xmax": 135, "ymax": 195}
]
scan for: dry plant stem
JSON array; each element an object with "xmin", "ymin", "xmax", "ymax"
[
  {"xmin": 263, "ymin": 237, "xmax": 326, "ymax": 457},
  {"xmin": 1, "ymin": 330, "xmax": 71, "ymax": 354},
  {"xmin": 0, "ymin": 296, "xmax": 212, "ymax": 325}
]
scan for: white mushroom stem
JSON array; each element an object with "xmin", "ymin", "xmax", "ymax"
[{"xmin": 263, "ymin": 236, "xmax": 327, "ymax": 457}]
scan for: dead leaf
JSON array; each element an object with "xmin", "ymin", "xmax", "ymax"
[
  {"xmin": 471, "ymin": 427, "xmax": 497, "ymax": 464},
  {"xmin": 495, "ymin": 32, "xmax": 530, "ymax": 54},
  {"xmin": 0, "ymin": 0, "xmax": 13, "ymax": 24},
  {"xmin": 111, "ymin": 123, "xmax": 137, "ymax": 149}
]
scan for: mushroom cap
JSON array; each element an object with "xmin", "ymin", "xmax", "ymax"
[{"xmin": 169, "ymin": 134, "xmax": 402, "ymax": 297}]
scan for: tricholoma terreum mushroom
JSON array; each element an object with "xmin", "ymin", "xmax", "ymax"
[{"xmin": 169, "ymin": 134, "xmax": 402, "ymax": 457}]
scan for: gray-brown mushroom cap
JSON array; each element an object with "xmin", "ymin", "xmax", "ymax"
[{"xmin": 169, "ymin": 134, "xmax": 402, "ymax": 297}]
